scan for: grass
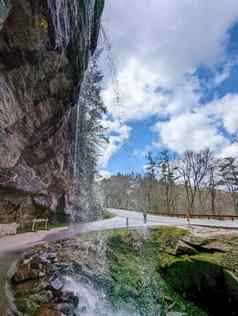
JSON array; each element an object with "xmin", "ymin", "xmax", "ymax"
[
  {"xmin": 48, "ymin": 223, "xmax": 68, "ymax": 229},
  {"xmin": 0, "ymin": 184, "xmax": 27, "ymax": 198},
  {"xmin": 102, "ymin": 210, "xmax": 116, "ymax": 219}
]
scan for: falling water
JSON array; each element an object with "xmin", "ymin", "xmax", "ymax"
[
  {"xmin": 62, "ymin": 228, "xmax": 171, "ymax": 316},
  {"xmin": 47, "ymin": 0, "xmax": 100, "ymax": 224},
  {"xmin": 70, "ymin": 63, "xmax": 92, "ymax": 224},
  {"xmin": 45, "ymin": 3, "xmax": 169, "ymax": 315},
  {"xmin": 139, "ymin": 228, "xmax": 162, "ymax": 316},
  {"xmin": 64, "ymin": 277, "xmax": 141, "ymax": 316},
  {"xmin": 100, "ymin": 26, "xmax": 121, "ymax": 107},
  {"xmin": 69, "ymin": 0, "xmax": 101, "ymax": 224},
  {"xmin": 47, "ymin": 0, "xmax": 95, "ymax": 50}
]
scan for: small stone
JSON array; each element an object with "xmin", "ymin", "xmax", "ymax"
[
  {"xmin": 12, "ymin": 264, "xmax": 39, "ymax": 283},
  {"xmin": 50, "ymin": 278, "xmax": 63, "ymax": 291},
  {"xmin": 56, "ymin": 303, "xmax": 73, "ymax": 315},
  {"xmin": 40, "ymin": 253, "xmax": 50, "ymax": 264},
  {"xmin": 36, "ymin": 305, "xmax": 65, "ymax": 316}
]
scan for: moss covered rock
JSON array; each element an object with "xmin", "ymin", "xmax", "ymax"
[
  {"xmin": 105, "ymin": 227, "xmax": 238, "ymax": 316},
  {"xmin": 7, "ymin": 226, "xmax": 238, "ymax": 316}
]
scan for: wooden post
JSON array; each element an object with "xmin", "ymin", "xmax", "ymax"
[
  {"xmin": 32, "ymin": 219, "xmax": 36, "ymax": 232},
  {"xmin": 45, "ymin": 218, "xmax": 48, "ymax": 230}
]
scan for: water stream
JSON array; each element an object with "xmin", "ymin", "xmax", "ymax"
[
  {"xmin": 62, "ymin": 228, "xmax": 166, "ymax": 316},
  {"xmin": 1, "ymin": 2, "xmax": 172, "ymax": 316},
  {"xmin": 64, "ymin": 276, "xmax": 141, "ymax": 316}
]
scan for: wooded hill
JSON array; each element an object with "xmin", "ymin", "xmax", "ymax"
[
  {"xmin": 101, "ymin": 174, "xmax": 234, "ymax": 215},
  {"xmin": 101, "ymin": 149, "xmax": 238, "ymax": 216}
]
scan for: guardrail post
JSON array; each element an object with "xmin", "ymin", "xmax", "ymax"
[{"xmin": 143, "ymin": 212, "xmax": 147, "ymax": 224}]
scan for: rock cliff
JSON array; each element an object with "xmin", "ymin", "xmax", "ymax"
[{"xmin": 0, "ymin": 0, "xmax": 104, "ymax": 221}]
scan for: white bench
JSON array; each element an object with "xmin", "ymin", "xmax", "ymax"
[{"xmin": 32, "ymin": 218, "xmax": 49, "ymax": 232}]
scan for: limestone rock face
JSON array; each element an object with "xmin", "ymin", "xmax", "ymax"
[{"xmin": 0, "ymin": 0, "xmax": 104, "ymax": 216}]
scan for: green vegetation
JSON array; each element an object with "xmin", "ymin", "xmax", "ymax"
[
  {"xmin": 95, "ymin": 0, "xmax": 105, "ymax": 17},
  {"xmin": 48, "ymin": 222, "xmax": 68, "ymax": 229},
  {"xmin": 105, "ymin": 228, "xmax": 208, "ymax": 315},
  {"xmin": 55, "ymin": 194, "xmax": 68, "ymax": 224},
  {"xmin": 0, "ymin": 184, "xmax": 27, "ymax": 198},
  {"xmin": 102, "ymin": 210, "xmax": 116, "ymax": 219}
]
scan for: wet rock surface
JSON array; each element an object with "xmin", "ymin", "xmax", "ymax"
[
  {"xmin": 0, "ymin": 0, "xmax": 104, "ymax": 219},
  {"xmin": 6, "ymin": 227, "xmax": 238, "ymax": 316},
  {"xmin": 7, "ymin": 233, "xmax": 106, "ymax": 315}
]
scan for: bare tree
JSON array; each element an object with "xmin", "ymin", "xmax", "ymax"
[
  {"xmin": 207, "ymin": 155, "xmax": 219, "ymax": 214},
  {"xmin": 144, "ymin": 152, "xmax": 158, "ymax": 210},
  {"xmin": 158, "ymin": 150, "xmax": 178, "ymax": 212},
  {"xmin": 218, "ymin": 157, "xmax": 238, "ymax": 213},
  {"xmin": 175, "ymin": 149, "xmax": 212, "ymax": 216}
]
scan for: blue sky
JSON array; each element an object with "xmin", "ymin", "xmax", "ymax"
[{"xmin": 99, "ymin": 1, "xmax": 238, "ymax": 176}]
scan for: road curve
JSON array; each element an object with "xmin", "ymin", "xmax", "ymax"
[
  {"xmin": 108, "ymin": 208, "xmax": 238, "ymax": 230},
  {"xmin": 1, "ymin": 208, "xmax": 238, "ymax": 255}
]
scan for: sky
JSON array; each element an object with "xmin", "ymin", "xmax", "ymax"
[{"xmin": 98, "ymin": 0, "xmax": 238, "ymax": 176}]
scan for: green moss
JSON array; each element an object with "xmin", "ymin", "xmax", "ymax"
[
  {"xmin": 105, "ymin": 233, "xmax": 160, "ymax": 315},
  {"xmin": 159, "ymin": 277, "xmax": 207, "ymax": 316},
  {"xmin": 151, "ymin": 226, "xmax": 188, "ymax": 253},
  {"xmin": 105, "ymin": 228, "xmax": 208, "ymax": 315},
  {"xmin": 0, "ymin": 184, "xmax": 27, "ymax": 198},
  {"xmin": 16, "ymin": 297, "xmax": 40, "ymax": 315},
  {"xmin": 150, "ymin": 226, "xmax": 189, "ymax": 269}
]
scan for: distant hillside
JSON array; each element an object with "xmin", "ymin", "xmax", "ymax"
[{"xmin": 101, "ymin": 175, "xmax": 235, "ymax": 215}]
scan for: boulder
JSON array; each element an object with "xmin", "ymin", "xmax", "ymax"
[{"xmin": 174, "ymin": 240, "xmax": 198, "ymax": 256}]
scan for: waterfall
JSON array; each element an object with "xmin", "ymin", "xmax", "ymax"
[
  {"xmin": 64, "ymin": 277, "xmax": 143, "ymax": 316},
  {"xmin": 47, "ymin": 0, "xmax": 102, "ymax": 224},
  {"xmin": 69, "ymin": 0, "xmax": 99, "ymax": 224},
  {"xmin": 100, "ymin": 26, "xmax": 121, "ymax": 108},
  {"xmin": 47, "ymin": 0, "xmax": 95, "ymax": 50},
  {"xmin": 70, "ymin": 51, "xmax": 106, "ymax": 224}
]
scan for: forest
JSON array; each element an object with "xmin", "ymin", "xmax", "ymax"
[{"xmin": 101, "ymin": 149, "xmax": 238, "ymax": 215}]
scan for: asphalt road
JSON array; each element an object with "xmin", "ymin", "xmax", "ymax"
[
  {"xmin": 108, "ymin": 208, "xmax": 238, "ymax": 229},
  {"xmin": 1, "ymin": 208, "xmax": 238, "ymax": 256}
]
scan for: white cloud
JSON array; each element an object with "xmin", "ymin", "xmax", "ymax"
[
  {"xmin": 98, "ymin": 117, "xmax": 131, "ymax": 168},
  {"xmin": 103, "ymin": 0, "xmax": 238, "ymax": 83},
  {"xmin": 155, "ymin": 112, "xmax": 227, "ymax": 153},
  {"xmin": 100, "ymin": 0, "xmax": 238, "ymax": 166},
  {"xmin": 102, "ymin": 58, "xmax": 168, "ymax": 122},
  {"xmin": 97, "ymin": 170, "xmax": 112, "ymax": 180},
  {"xmin": 206, "ymin": 94, "xmax": 238, "ymax": 134},
  {"xmin": 219, "ymin": 143, "xmax": 238, "ymax": 158},
  {"xmin": 213, "ymin": 60, "xmax": 238, "ymax": 87}
]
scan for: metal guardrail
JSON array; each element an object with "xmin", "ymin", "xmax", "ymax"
[{"xmin": 158, "ymin": 213, "xmax": 238, "ymax": 221}]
